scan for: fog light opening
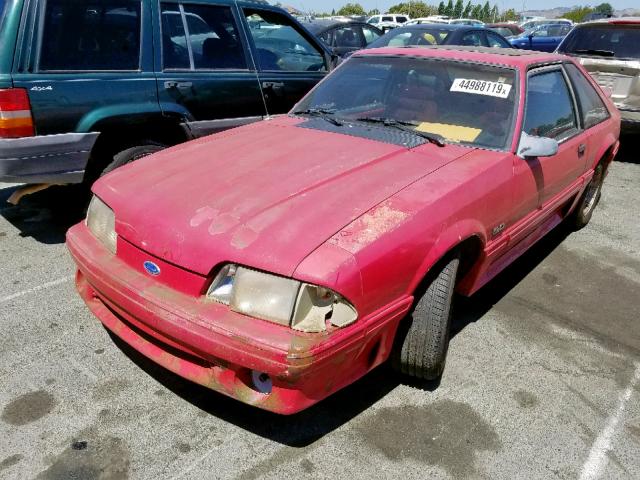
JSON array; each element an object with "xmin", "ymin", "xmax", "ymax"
[{"xmin": 251, "ymin": 370, "xmax": 273, "ymax": 395}]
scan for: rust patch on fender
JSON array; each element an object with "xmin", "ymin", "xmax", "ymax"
[{"xmin": 331, "ymin": 203, "xmax": 409, "ymax": 253}]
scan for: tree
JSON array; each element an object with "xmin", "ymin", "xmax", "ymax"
[
  {"xmin": 471, "ymin": 4, "xmax": 482, "ymax": 19},
  {"xmin": 444, "ymin": 0, "xmax": 454, "ymax": 16},
  {"xmin": 453, "ymin": 0, "xmax": 464, "ymax": 18},
  {"xmin": 480, "ymin": 1, "xmax": 490, "ymax": 21},
  {"xmin": 331, "ymin": 8, "xmax": 336, "ymax": 15},
  {"xmin": 490, "ymin": 4, "xmax": 498, "ymax": 22},
  {"xmin": 337, "ymin": 3, "xmax": 366, "ymax": 16},
  {"xmin": 438, "ymin": 1, "xmax": 446, "ymax": 15},
  {"xmin": 368, "ymin": 8, "xmax": 380, "ymax": 15},
  {"xmin": 500, "ymin": 8, "xmax": 519, "ymax": 21},
  {"xmin": 389, "ymin": 2, "xmax": 437, "ymax": 17},
  {"xmin": 462, "ymin": 0, "xmax": 472, "ymax": 17},
  {"xmin": 563, "ymin": 6, "xmax": 593, "ymax": 23},
  {"xmin": 594, "ymin": 3, "xmax": 613, "ymax": 16}
]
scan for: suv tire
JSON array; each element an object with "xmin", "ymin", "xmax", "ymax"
[
  {"xmin": 391, "ymin": 255, "xmax": 460, "ymax": 380},
  {"xmin": 101, "ymin": 142, "xmax": 165, "ymax": 177}
]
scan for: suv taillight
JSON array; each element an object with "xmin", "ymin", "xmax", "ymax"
[{"xmin": 0, "ymin": 88, "xmax": 35, "ymax": 138}]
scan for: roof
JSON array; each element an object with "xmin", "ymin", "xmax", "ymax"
[
  {"xmin": 304, "ymin": 19, "xmax": 369, "ymax": 33},
  {"xmin": 395, "ymin": 23, "xmax": 472, "ymax": 31},
  {"xmin": 579, "ymin": 16, "xmax": 640, "ymax": 26},
  {"xmin": 355, "ymin": 45, "xmax": 566, "ymax": 68}
]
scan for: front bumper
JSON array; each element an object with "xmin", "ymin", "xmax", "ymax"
[
  {"xmin": 66, "ymin": 224, "xmax": 412, "ymax": 414},
  {"xmin": 0, "ymin": 132, "xmax": 98, "ymax": 184}
]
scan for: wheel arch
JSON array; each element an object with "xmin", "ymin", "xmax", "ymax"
[{"xmin": 407, "ymin": 220, "xmax": 487, "ymax": 297}]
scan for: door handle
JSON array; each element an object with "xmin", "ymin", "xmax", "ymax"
[
  {"xmin": 578, "ymin": 144, "xmax": 586, "ymax": 157},
  {"xmin": 164, "ymin": 81, "xmax": 193, "ymax": 91}
]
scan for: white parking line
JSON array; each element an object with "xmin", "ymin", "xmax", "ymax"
[
  {"xmin": 0, "ymin": 276, "xmax": 73, "ymax": 304},
  {"xmin": 579, "ymin": 362, "xmax": 640, "ymax": 480}
]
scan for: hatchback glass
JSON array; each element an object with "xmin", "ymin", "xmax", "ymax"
[
  {"xmin": 294, "ymin": 56, "xmax": 517, "ymax": 150},
  {"xmin": 558, "ymin": 25, "xmax": 640, "ymax": 60}
]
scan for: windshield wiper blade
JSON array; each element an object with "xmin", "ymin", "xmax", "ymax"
[
  {"xmin": 572, "ymin": 49, "xmax": 615, "ymax": 57},
  {"xmin": 292, "ymin": 108, "xmax": 344, "ymax": 126},
  {"xmin": 355, "ymin": 117, "xmax": 445, "ymax": 147}
]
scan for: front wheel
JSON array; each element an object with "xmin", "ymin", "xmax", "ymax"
[
  {"xmin": 571, "ymin": 163, "xmax": 604, "ymax": 229},
  {"xmin": 391, "ymin": 255, "xmax": 460, "ymax": 380},
  {"xmin": 101, "ymin": 142, "xmax": 165, "ymax": 177}
]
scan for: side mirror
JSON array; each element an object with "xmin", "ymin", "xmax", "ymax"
[{"xmin": 517, "ymin": 132, "xmax": 559, "ymax": 159}]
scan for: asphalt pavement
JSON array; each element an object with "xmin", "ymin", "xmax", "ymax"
[{"xmin": 0, "ymin": 137, "xmax": 639, "ymax": 480}]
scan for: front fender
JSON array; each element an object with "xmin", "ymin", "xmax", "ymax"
[{"xmin": 407, "ymin": 219, "xmax": 486, "ymax": 295}]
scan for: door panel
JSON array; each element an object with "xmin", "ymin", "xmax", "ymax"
[
  {"xmin": 241, "ymin": 7, "xmax": 327, "ymax": 115},
  {"xmin": 155, "ymin": 2, "xmax": 266, "ymax": 131},
  {"xmin": 520, "ymin": 69, "xmax": 585, "ymax": 206}
]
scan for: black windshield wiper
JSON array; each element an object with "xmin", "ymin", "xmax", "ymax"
[
  {"xmin": 355, "ymin": 117, "xmax": 445, "ymax": 147},
  {"xmin": 572, "ymin": 49, "xmax": 615, "ymax": 57},
  {"xmin": 292, "ymin": 108, "xmax": 343, "ymax": 126}
]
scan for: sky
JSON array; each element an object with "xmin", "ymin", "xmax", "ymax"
[{"xmin": 287, "ymin": 1, "xmax": 639, "ymax": 14}]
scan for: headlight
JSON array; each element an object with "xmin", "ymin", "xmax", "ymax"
[
  {"xmin": 86, "ymin": 195, "xmax": 117, "ymax": 254},
  {"xmin": 207, "ymin": 265, "xmax": 357, "ymax": 332}
]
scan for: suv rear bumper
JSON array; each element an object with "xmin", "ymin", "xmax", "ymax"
[{"xmin": 0, "ymin": 132, "xmax": 98, "ymax": 184}]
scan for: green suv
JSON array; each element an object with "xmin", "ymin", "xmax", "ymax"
[{"xmin": 0, "ymin": 0, "xmax": 332, "ymax": 185}]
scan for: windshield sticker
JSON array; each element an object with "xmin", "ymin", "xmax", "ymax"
[
  {"xmin": 415, "ymin": 122, "xmax": 481, "ymax": 142},
  {"xmin": 450, "ymin": 78, "xmax": 512, "ymax": 99}
]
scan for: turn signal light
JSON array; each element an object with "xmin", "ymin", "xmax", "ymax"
[{"xmin": 0, "ymin": 89, "xmax": 35, "ymax": 138}]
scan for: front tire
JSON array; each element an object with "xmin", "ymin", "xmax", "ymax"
[
  {"xmin": 101, "ymin": 142, "xmax": 165, "ymax": 177},
  {"xmin": 571, "ymin": 163, "xmax": 604, "ymax": 229},
  {"xmin": 392, "ymin": 255, "xmax": 460, "ymax": 380}
]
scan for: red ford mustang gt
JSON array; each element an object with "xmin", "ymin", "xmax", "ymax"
[{"xmin": 67, "ymin": 46, "xmax": 620, "ymax": 414}]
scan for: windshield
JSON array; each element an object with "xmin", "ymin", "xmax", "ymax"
[
  {"xmin": 558, "ymin": 25, "xmax": 640, "ymax": 60},
  {"xmin": 294, "ymin": 56, "xmax": 517, "ymax": 150},
  {"xmin": 369, "ymin": 27, "xmax": 452, "ymax": 47}
]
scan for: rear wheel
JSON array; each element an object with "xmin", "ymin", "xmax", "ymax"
[
  {"xmin": 101, "ymin": 142, "xmax": 165, "ymax": 177},
  {"xmin": 571, "ymin": 163, "xmax": 604, "ymax": 229},
  {"xmin": 391, "ymin": 255, "xmax": 460, "ymax": 380}
]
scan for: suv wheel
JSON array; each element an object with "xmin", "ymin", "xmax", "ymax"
[
  {"xmin": 391, "ymin": 255, "xmax": 460, "ymax": 380},
  {"xmin": 101, "ymin": 142, "xmax": 166, "ymax": 177}
]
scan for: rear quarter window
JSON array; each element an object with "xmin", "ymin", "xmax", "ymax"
[
  {"xmin": 564, "ymin": 63, "xmax": 610, "ymax": 129},
  {"xmin": 39, "ymin": 0, "xmax": 142, "ymax": 71}
]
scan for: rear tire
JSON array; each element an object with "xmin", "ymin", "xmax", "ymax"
[
  {"xmin": 392, "ymin": 255, "xmax": 460, "ymax": 380},
  {"xmin": 101, "ymin": 142, "xmax": 165, "ymax": 177},
  {"xmin": 571, "ymin": 163, "xmax": 604, "ymax": 229}
]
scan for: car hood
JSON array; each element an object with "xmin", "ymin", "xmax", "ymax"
[{"xmin": 95, "ymin": 117, "xmax": 472, "ymax": 277}]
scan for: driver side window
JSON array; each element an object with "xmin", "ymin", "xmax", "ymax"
[
  {"xmin": 244, "ymin": 9, "xmax": 326, "ymax": 72},
  {"xmin": 524, "ymin": 70, "xmax": 579, "ymax": 141}
]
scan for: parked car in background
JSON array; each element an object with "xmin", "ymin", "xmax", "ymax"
[
  {"xmin": 367, "ymin": 23, "xmax": 512, "ymax": 49},
  {"xmin": 520, "ymin": 18, "xmax": 572, "ymax": 30},
  {"xmin": 67, "ymin": 45, "xmax": 619, "ymax": 414},
  {"xmin": 449, "ymin": 18, "xmax": 484, "ymax": 26},
  {"xmin": 305, "ymin": 19, "xmax": 383, "ymax": 57},
  {"xmin": 557, "ymin": 18, "xmax": 640, "ymax": 131},
  {"xmin": 510, "ymin": 24, "xmax": 573, "ymax": 51},
  {"xmin": 406, "ymin": 16, "xmax": 450, "ymax": 25},
  {"xmin": 366, "ymin": 13, "xmax": 410, "ymax": 32},
  {"xmin": 0, "ymin": 0, "xmax": 332, "ymax": 187},
  {"xmin": 486, "ymin": 22, "xmax": 525, "ymax": 38}
]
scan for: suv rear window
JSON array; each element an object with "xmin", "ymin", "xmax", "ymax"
[
  {"xmin": 559, "ymin": 25, "xmax": 640, "ymax": 60},
  {"xmin": 39, "ymin": 0, "xmax": 142, "ymax": 71}
]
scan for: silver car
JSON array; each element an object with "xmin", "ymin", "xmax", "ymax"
[{"xmin": 557, "ymin": 18, "xmax": 640, "ymax": 131}]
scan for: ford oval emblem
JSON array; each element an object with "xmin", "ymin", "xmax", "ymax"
[{"xmin": 143, "ymin": 261, "xmax": 161, "ymax": 276}]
